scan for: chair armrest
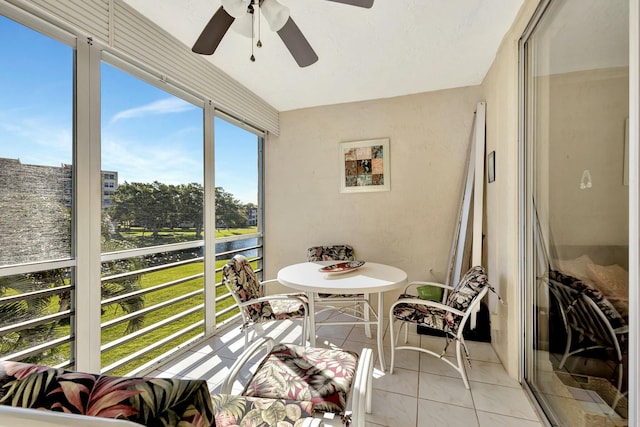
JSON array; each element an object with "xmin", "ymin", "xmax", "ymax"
[
  {"xmin": 238, "ymin": 294, "xmax": 308, "ymax": 309},
  {"xmin": 350, "ymin": 347, "xmax": 373, "ymax": 423},
  {"xmin": 220, "ymin": 337, "xmax": 275, "ymax": 394},
  {"xmin": 403, "ymin": 281, "xmax": 454, "ymax": 294},
  {"xmin": 391, "ymin": 297, "xmax": 466, "ymax": 317},
  {"xmin": 260, "ymin": 278, "xmax": 282, "ymax": 289},
  {"xmin": 0, "ymin": 406, "xmax": 141, "ymax": 427},
  {"xmin": 261, "ymin": 279, "xmax": 309, "ymax": 296}
]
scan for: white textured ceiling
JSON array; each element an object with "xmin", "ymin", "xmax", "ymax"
[{"xmin": 123, "ymin": 0, "xmax": 524, "ymax": 112}]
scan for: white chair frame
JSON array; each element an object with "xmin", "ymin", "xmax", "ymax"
[
  {"xmin": 307, "ymin": 245, "xmax": 373, "ymax": 338},
  {"xmin": 547, "ymin": 277, "xmax": 628, "ymax": 410},
  {"xmin": 221, "ymin": 336, "xmax": 373, "ymax": 427},
  {"xmin": 389, "ymin": 280, "xmax": 489, "ymax": 389},
  {"xmin": 224, "ymin": 276, "xmax": 309, "ymax": 347}
]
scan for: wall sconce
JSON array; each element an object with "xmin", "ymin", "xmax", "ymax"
[{"xmin": 580, "ymin": 169, "xmax": 592, "ymax": 189}]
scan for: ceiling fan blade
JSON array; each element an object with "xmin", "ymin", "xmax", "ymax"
[
  {"xmin": 325, "ymin": 0, "xmax": 374, "ymax": 8},
  {"xmin": 192, "ymin": 6, "xmax": 235, "ymax": 55},
  {"xmin": 277, "ymin": 17, "xmax": 318, "ymax": 67}
]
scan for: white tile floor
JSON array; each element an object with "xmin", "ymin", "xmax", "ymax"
[{"xmin": 150, "ymin": 311, "xmax": 544, "ymax": 427}]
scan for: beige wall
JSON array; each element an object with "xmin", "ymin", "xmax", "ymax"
[
  {"xmin": 545, "ymin": 68, "xmax": 630, "ymax": 249},
  {"xmin": 264, "ymin": 87, "xmax": 483, "ymax": 298},
  {"xmin": 480, "ymin": 0, "xmax": 540, "ymax": 377},
  {"xmin": 480, "ymin": 0, "xmax": 629, "ymax": 378},
  {"xmin": 264, "ymin": 0, "xmax": 541, "ymax": 381}
]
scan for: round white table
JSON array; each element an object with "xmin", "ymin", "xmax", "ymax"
[{"xmin": 277, "ymin": 261, "xmax": 407, "ymax": 371}]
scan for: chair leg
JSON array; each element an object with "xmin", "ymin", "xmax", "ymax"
[
  {"xmin": 363, "ymin": 293, "xmax": 372, "ymax": 338},
  {"xmin": 250, "ymin": 323, "xmax": 265, "ymax": 347},
  {"xmin": 403, "ymin": 321, "xmax": 409, "ymax": 344},
  {"xmin": 389, "ymin": 318, "xmax": 397, "ymax": 374},
  {"xmin": 456, "ymin": 339, "xmax": 470, "ymax": 390},
  {"xmin": 558, "ymin": 326, "xmax": 573, "ymax": 369},
  {"xmin": 300, "ymin": 315, "xmax": 308, "ymax": 346},
  {"xmin": 612, "ymin": 359, "xmax": 625, "ymax": 410}
]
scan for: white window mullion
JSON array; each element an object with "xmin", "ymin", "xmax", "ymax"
[
  {"xmin": 629, "ymin": 1, "xmax": 639, "ymax": 425},
  {"xmin": 74, "ymin": 36, "xmax": 103, "ymax": 372},
  {"xmin": 204, "ymin": 101, "xmax": 216, "ymax": 335}
]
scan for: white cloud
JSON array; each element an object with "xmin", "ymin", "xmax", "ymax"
[
  {"xmin": 0, "ymin": 110, "xmax": 72, "ymax": 166},
  {"xmin": 110, "ymin": 98, "xmax": 195, "ymax": 123}
]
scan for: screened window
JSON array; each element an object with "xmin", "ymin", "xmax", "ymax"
[
  {"xmin": 213, "ymin": 115, "xmax": 264, "ymax": 324},
  {"xmin": 100, "ymin": 62, "xmax": 205, "ymax": 374},
  {"xmin": 0, "ymin": 15, "xmax": 73, "ymax": 266},
  {"xmin": 0, "ymin": 15, "xmax": 75, "ymax": 366},
  {"xmin": 0, "ymin": 6, "xmax": 268, "ymax": 374}
]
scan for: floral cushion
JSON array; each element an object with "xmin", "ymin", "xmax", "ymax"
[
  {"xmin": 392, "ymin": 266, "xmax": 498, "ymax": 337},
  {"xmin": 446, "ymin": 266, "xmax": 490, "ymax": 312},
  {"xmin": 243, "ymin": 344, "xmax": 358, "ymax": 415},
  {"xmin": 212, "ymin": 394, "xmax": 315, "ymax": 427},
  {"xmin": 223, "ymin": 255, "xmax": 307, "ymax": 323},
  {"xmin": 549, "ymin": 269, "xmax": 626, "ymax": 330},
  {"xmin": 0, "ymin": 360, "xmax": 214, "ymax": 427},
  {"xmin": 391, "ymin": 294, "xmax": 460, "ymax": 336},
  {"xmin": 307, "ymin": 245, "xmax": 359, "ymax": 298},
  {"xmin": 223, "ymin": 256, "xmax": 263, "ymax": 302},
  {"xmin": 306, "ymin": 245, "xmax": 354, "ymax": 262}
]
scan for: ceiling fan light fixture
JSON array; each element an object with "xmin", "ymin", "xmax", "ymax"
[
  {"xmin": 231, "ymin": 12, "xmax": 254, "ymax": 37},
  {"xmin": 260, "ymin": 0, "xmax": 290, "ymax": 32},
  {"xmin": 220, "ymin": 0, "xmax": 248, "ymax": 18}
]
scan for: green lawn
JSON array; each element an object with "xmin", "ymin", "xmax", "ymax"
[
  {"xmin": 115, "ymin": 226, "xmax": 258, "ymax": 247},
  {"xmin": 100, "ymin": 258, "xmax": 242, "ymax": 375}
]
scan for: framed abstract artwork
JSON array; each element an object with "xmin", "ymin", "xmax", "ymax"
[{"xmin": 339, "ymin": 138, "xmax": 390, "ymax": 193}]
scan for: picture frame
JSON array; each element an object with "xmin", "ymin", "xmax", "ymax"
[
  {"xmin": 488, "ymin": 150, "xmax": 496, "ymax": 183},
  {"xmin": 339, "ymin": 138, "xmax": 390, "ymax": 193}
]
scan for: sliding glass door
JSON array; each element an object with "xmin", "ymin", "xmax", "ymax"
[{"xmin": 521, "ymin": 0, "xmax": 630, "ymax": 425}]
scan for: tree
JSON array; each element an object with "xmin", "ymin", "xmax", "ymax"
[
  {"xmin": 110, "ymin": 181, "xmax": 176, "ymax": 240},
  {"xmin": 215, "ymin": 187, "xmax": 248, "ymax": 228},
  {"xmin": 109, "ymin": 181, "xmax": 138, "ymax": 231},
  {"xmin": 177, "ymin": 183, "xmax": 204, "ymax": 238},
  {"xmin": 111, "ymin": 182, "xmax": 250, "ymax": 234},
  {"xmin": 100, "ymin": 239, "xmax": 145, "ymax": 335}
]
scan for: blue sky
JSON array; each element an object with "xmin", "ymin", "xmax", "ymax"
[{"xmin": 0, "ymin": 15, "xmax": 258, "ymax": 204}]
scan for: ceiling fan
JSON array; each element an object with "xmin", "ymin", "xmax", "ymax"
[{"xmin": 192, "ymin": 0, "xmax": 374, "ymax": 67}]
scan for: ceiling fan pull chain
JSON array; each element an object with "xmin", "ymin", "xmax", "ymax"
[
  {"xmin": 256, "ymin": 4, "xmax": 262, "ymax": 48},
  {"xmin": 249, "ymin": 0, "xmax": 256, "ymax": 62}
]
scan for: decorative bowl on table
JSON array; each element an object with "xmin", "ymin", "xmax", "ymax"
[{"xmin": 318, "ymin": 260, "xmax": 365, "ymax": 274}]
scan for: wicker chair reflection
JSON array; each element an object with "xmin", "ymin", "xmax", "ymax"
[
  {"xmin": 547, "ymin": 270, "xmax": 628, "ymax": 409},
  {"xmin": 222, "ymin": 255, "xmax": 309, "ymax": 346}
]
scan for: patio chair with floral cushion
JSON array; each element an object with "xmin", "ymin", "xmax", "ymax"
[
  {"xmin": 389, "ymin": 265, "xmax": 500, "ymax": 389},
  {"xmin": 218, "ymin": 336, "xmax": 373, "ymax": 427},
  {"xmin": 222, "ymin": 254, "xmax": 309, "ymax": 346},
  {"xmin": 307, "ymin": 245, "xmax": 373, "ymax": 338}
]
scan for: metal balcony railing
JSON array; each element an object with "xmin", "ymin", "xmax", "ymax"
[{"xmin": 0, "ymin": 235, "xmax": 263, "ymax": 376}]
